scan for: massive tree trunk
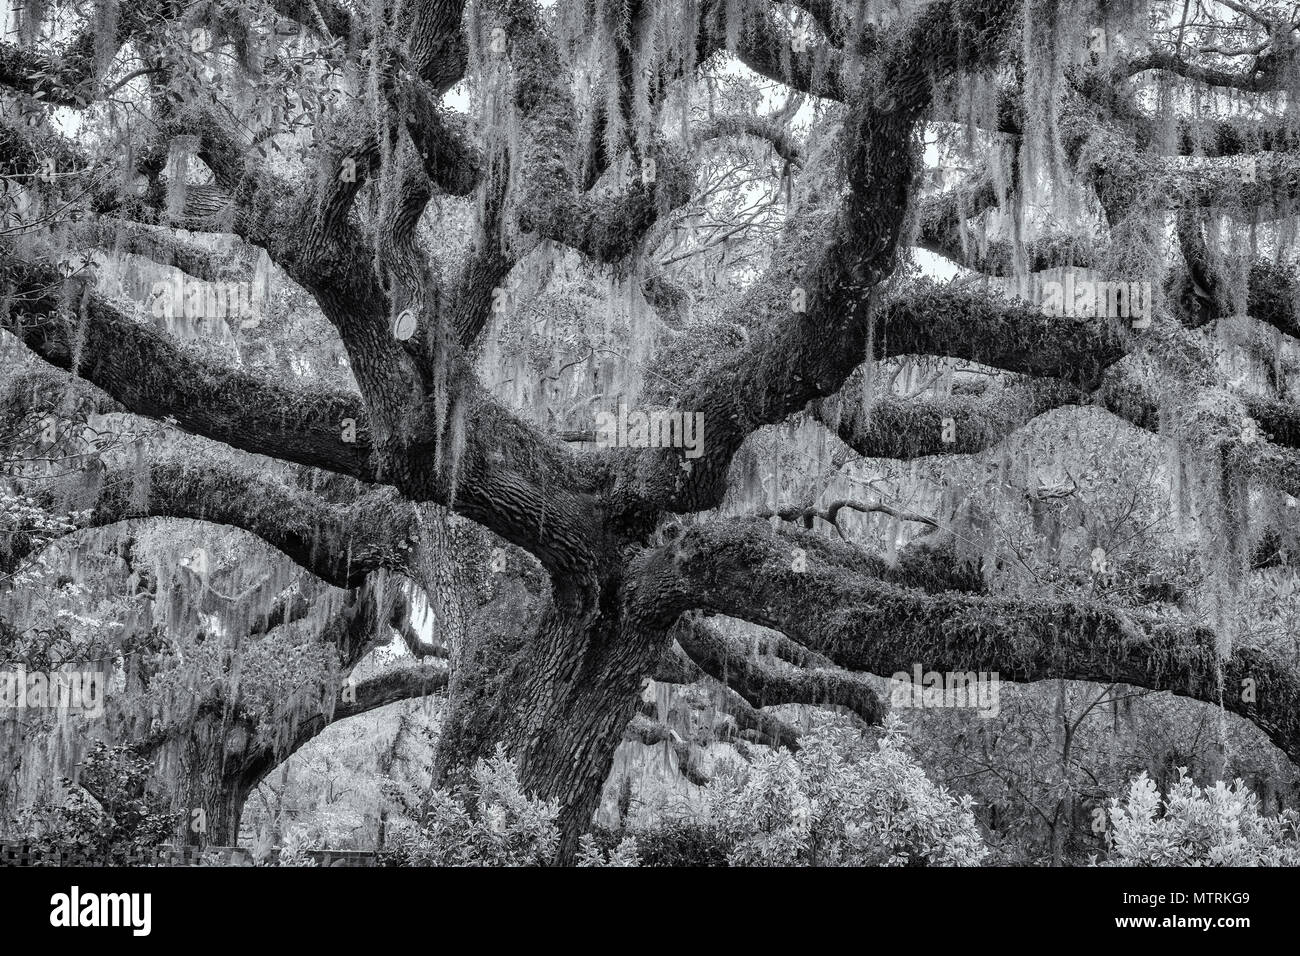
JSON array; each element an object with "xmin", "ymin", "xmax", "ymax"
[
  {"xmin": 505, "ymin": 603, "xmax": 671, "ymax": 856},
  {"xmin": 427, "ymin": 542, "xmax": 671, "ymax": 856},
  {"xmin": 173, "ymin": 709, "xmax": 256, "ymax": 847}
]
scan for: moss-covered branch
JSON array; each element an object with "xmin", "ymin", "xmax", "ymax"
[
  {"xmin": 654, "ymin": 518, "xmax": 1300, "ymax": 766},
  {"xmin": 2, "ymin": 257, "xmax": 379, "ymax": 480},
  {"xmin": 10, "ymin": 452, "xmax": 419, "ymax": 588},
  {"xmin": 674, "ymin": 614, "xmax": 885, "ymax": 724},
  {"xmin": 613, "ymin": 0, "xmax": 1020, "ymax": 522}
]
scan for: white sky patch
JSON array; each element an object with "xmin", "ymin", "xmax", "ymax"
[{"xmin": 408, "ymin": 586, "xmax": 438, "ymax": 649}]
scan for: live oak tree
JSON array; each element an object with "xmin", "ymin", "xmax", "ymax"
[{"xmin": 4, "ymin": 0, "xmax": 1300, "ymax": 862}]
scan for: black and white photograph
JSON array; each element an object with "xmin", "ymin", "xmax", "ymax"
[{"xmin": 0, "ymin": 0, "xmax": 1295, "ymax": 931}]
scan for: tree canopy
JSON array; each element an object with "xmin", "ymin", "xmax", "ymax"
[{"xmin": 3, "ymin": 0, "xmax": 1300, "ymax": 865}]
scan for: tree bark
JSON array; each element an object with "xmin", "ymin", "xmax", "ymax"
[{"xmin": 172, "ymin": 708, "xmax": 256, "ymax": 847}]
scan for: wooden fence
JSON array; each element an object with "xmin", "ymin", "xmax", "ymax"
[{"xmin": 0, "ymin": 841, "xmax": 379, "ymax": 867}]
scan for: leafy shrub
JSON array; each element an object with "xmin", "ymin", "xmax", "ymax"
[
  {"xmin": 576, "ymin": 833, "xmax": 640, "ymax": 866},
  {"xmin": 1098, "ymin": 770, "xmax": 1300, "ymax": 866},
  {"xmin": 276, "ymin": 826, "xmax": 320, "ymax": 866},
  {"xmin": 17, "ymin": 742, "xmax": 180, "ymax": 862},
  {"xmin": 379, "ymin": 721, "xmax": 992, "ymax": 867},
  {"xmin": 708, "ymin": 715, "xmax": 988, "ymax": 867},
  {"xmin": 386, "ymin": 744, "xmax": 560, "ymax": 866},
  {"xmin": 625, "ymin": 818, "xmax": 733, "ymax": 867}
]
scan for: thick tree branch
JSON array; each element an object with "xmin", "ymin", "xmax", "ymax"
[
  {"xmin": 611, "ymin": 0, "xmax": 1020, "ymax": 521},
  {"xmin": 2, "ymin": 257, "xmax": 379, "ymax": 480},
  {"xmin": 648, "ymin": 518, "xmax": 1300, "ymax": 765},
  {"xmin": 673, "ymin": 614, "xmax": 885, "ymax": 724}
]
